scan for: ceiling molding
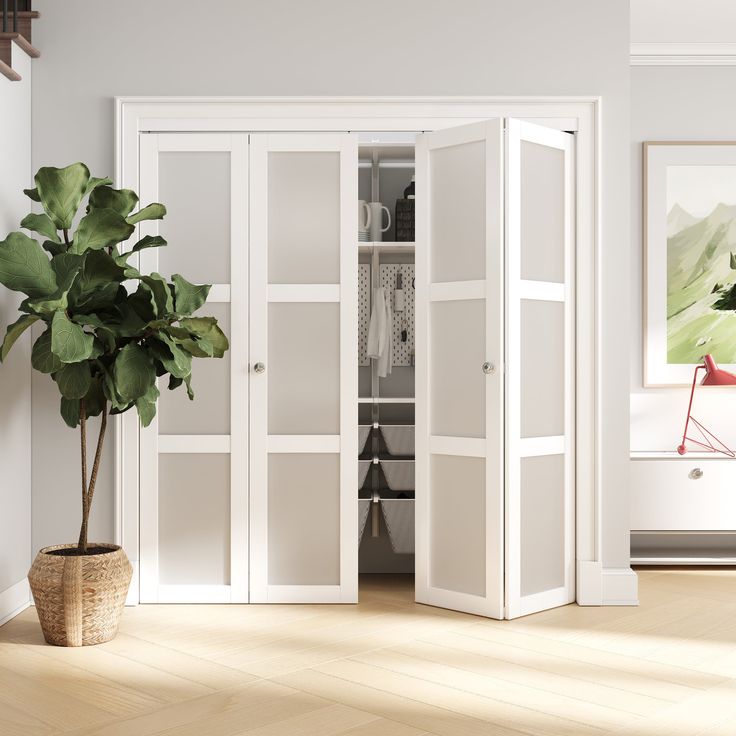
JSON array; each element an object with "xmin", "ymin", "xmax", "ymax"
[{"xmin": 631, "ymin": 43, "xmax": 736, "ymax": 66}]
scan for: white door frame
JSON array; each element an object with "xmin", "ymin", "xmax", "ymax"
[{"xmin": 115, "ymin": 96, "xmax": 603, "ymax": 607}]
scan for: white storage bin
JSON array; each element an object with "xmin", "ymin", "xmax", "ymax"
[
  {"xmin": 380, "ymin": 459, "xmax": 414, "ymax": 491},
  {"xmin": 381, "ymin": 499, "xmax": 415, "ymax": 553},
  {"xmin": 380, "ymin": 424, "xmax": 414, "ymax": 456},
  {"xmin": 359, "ymin": 460, "xmax": 372, "ymax": 488},
  {"xmin": 359, "ymin": 425, "xmax": 371, "ymax": 455}
]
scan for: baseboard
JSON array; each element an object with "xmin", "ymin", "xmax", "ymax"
[
  {"xmin": 602, "ymin": 567, "xmax": 639, "ymax": 606},
  {"xmin": 0, "ymin": 578, "xmax": 31, "ymax": 626},
  {"xmin": 577, "ymin": 562, "xmax": 639, "ymax": 606}
]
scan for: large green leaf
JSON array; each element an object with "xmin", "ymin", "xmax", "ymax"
[
  {"xmin": 84, "ymin": 176, "xmax": 114, "ymax": 197},
  {"xmin": 113, "ymin": 343, "xmax": 155, "ymax": 403},
  {"xmin": 55, "ymin": 361, "xmax": 92, "ymax": 399},
  {"xmin": 135, "ymin": 382, "xmax": 160, "ymax": 427},
  {"xmin": 83, "ymin": 375, "xmax": 107, "ymax": 417},
  {"xmin": 42, "ymin": 239, "xmax": 67, "ymax": 257},
  {"xmin": 179, "ymin": 316, "xmax": 229, "ymax": 358},
  {"xmin": 140, "ymin": 273, "xmax": 174, "ymax": 316},
  {"xmin": 88, "ymin": 186, "xmax": 139, "ymax": 217},
  {"xmin": 184, "ymin": 373, "xmax": 194, "ymax": 400},
  {"xmin": 0, "ymin": 232, "xmax": 57, "ymax": 297},
  {"xmin": 31, "ymin": 330, "xmax": 63, "ymax": 373},
  {"xmin": 26, "ymin": 253, "xmax": 84, "ymax": 314},
  {"xmin": 70, "ymin": 208, "xmax": 135, "ymax": 254},
  {"xmin": 150, "ymin": 332, "xmax": 192, "ymax": 378},
  {"xmin": 114, "ymin": 235, "xmax": 167, "ymax": 266},
  {"xmin": 23, "ymin": 187, "xmax": 41, "ymax": 203},
  {"xmin": 60, "ymin": 397, "xmax": 80, "ymax": 428},
  {"xmin": 20, "ymin": 213, "xmax": 60, "ymax": 244},
  {"xmin": 50, "ymin": 311, "xmax": 95, "ymax": 363},
  {"xmin": 35, "ymin": 163, "xmax": 90, "ymax": 230},
  {"xmin": 172, "ymin": 274, "xmax": 210, "ymax": 316},
  {"xmin": 0, "ymin": 314, "xmax": 39, "ymax": 362},
  {"xmin": 126, "ymin": 203, "xmax": 166, "ymax": 225}
]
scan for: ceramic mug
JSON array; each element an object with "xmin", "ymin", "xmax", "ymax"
[
  {"xmin": 358, "ymin": 200, "xmax": 371, "ymax": 233},
  {"xmin": 369, "ymin": 201, "xmax": 391, "ymax": 241}
]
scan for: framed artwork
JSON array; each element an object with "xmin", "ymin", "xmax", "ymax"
[{"xmin": 644, "ymin": 141, "xmax": 736, "ymax": 386}]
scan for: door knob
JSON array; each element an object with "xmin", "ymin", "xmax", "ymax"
[
  {"xmin": 253, "ymin": 362, "xmax": 266, "ymax": 374},
  {"xmin": 482, "ymin": 361, "xmax": 495, "ymax": 375},
  {"xmin": 689, "ymin": 468, "xmax": 703, "ymax": 480}
]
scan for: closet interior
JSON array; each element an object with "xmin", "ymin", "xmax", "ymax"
[{"xmin": 357, "ymin": 133, "xmax": 417, "ymax": 579}]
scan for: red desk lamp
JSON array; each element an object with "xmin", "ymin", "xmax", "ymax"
[{"xmin": 677, "ymin": 354, "xmax": 736, "ymax": 457}]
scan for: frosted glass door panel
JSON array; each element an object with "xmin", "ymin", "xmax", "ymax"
[
  {"xmin": 520, "ymin": 142, "xmax": 565, "ymax": 283},
  {"xmin": 268, "ymin": 152, "xmax": 340, "ymax": 284},
  {"xmin": 430, "ymin": 299, "xmax": 485, "ymax": 438},
  {"xmin": 158, "ymin": 454, "xmax": 230, "ymax": 585},
  {"xmin": 520, "ymin": 455, "xmax": 565, "ymax": 597},
  {"xmin": 429, "ymin": 455, "xmax": 486, "ymax": 597},
  {"xmin": 267, "ymin": 454, "xmax": 340, "ymax": 586},
  {"xmin": 158, "ymin": 305, "xmax": 231, "ymax": 435},
  {"xmin": 416, "ymin": 120, "xmax": 503, "ymax": 619},
  {"xmin": 430, "ymin": 140, "xmax": 486, "ymax": 283},
  {"xmin": 268, "ymin": 302, "xmax": 340, "ymax": 435},
  {"xmin": 158, "ymin": 151, "xmax": 231, "ymax": 284},
  {"xmin": 520, "ymin": 300, "xmax": 564, "ymax": 439}
]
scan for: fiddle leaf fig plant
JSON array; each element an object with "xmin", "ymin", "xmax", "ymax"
[{"xmin": 0, "ymin": 163, "xmax": 229, "ymax": 554}]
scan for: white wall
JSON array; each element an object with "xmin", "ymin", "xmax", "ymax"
[
  {"xmin": 32, "ymin": 0, "xmax": 632, "ymax": 572},
  {"xmin": 0, "ymin": 46, "xmax": 33, "ymax": 622},
  {"xmin": 631, "ymin": 66, "xmax": 736, "ymax": 452}
]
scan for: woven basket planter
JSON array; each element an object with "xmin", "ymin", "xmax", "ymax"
[{"xmin": 28, "ymin": 543, "xmax": 132, "ymax": 647}]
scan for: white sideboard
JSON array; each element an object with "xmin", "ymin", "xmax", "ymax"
[{"xmin": 631, "ymin": 452, "xmax": 736, "ymax": 564}]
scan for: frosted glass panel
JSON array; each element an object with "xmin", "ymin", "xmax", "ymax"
[
  {"xmin": 430, "ymin": 141, "xmax": 485, "ymax": 282},
  {"xmin": 521, "ymin": 300, "xmax": 564, "ymax": 438},
  {"xmin": 158, "ymin": 151, "xmax": 230, "ymax": 284},
  {"xmin": 268, "ymin": 454, "xmax": 340, "ymax": 585},
  {"xmin": 158, "ymin": 454, "xmax": 230, "ymax": 585},
  {"xmin": 520, "ymin": 141, "xmax": 565, "ymax": 283},
  {"xmin": 521, "ymin": 454, "xmax": 565, "ymax": 596},
  {"xmin": 158, "ymin": 304, "xmax": 230, "ymax": 435},
  {"xmin": 268, "ymin": 152, "xmax": 340, "ymax": 284},
  {"xmin": 430, "ymin": 455, "xmax": 485, "ymax": 596},
  {"xmin": 268, "ymin": 303, "xmax": 340, "ymax": 434},
  {"xmin": 430, "ymin": 299, "xmax": 485, "ymax": 438}
]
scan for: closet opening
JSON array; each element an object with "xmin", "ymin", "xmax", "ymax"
[{"xmin": 358, "ymin": 133, "xmax": 417, "ymax": 597}]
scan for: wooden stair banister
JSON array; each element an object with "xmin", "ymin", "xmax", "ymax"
[{"xmin": 0, "ymin": 1, "xmax": 39, "ymax": 81}]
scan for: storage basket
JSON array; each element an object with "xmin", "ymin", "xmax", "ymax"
[
  {"xmin": 359, "ymin": 459, "xmax": 372, "ymax": 488},
  {"xmin": 381, "ymin": 499, "xmax": 415, "ymax": 553},
  {"xmin": 394, "ymin": 199, "xmax": 415, "ymax": 242},
  {"xmin": 380, "ymin": 424, "xmax": 414, "ymax": 457},
  {"xmin": 359, "ymin": 424, "xmax": 372, "ymax": 455},
  {"xmin": 380, "ymin": 459, "xmax": 415, "ymax": 491}
]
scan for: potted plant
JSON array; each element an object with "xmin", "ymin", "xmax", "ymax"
[{"xmin": 0, "ymin": 163, "xmax": 228, "ymax": 646}]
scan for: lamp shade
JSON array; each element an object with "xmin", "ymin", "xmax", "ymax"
[{"xmin": 701, "ymin": 354, "xmax": 736, "ymax": 386}]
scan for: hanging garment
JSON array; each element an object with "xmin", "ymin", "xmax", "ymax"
[{"xmin": 366, "ymin": 287, "xmax": 393, "ymax": 378}]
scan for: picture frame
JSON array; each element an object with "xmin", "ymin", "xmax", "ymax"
[{"xmin": 644, "ymin": 141, "xmax": 736, "ymax": 386}]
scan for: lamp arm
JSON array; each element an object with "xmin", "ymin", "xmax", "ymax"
[{"xmin": 678, "ymin": 364, "xmax": 705, "ymax": 454}]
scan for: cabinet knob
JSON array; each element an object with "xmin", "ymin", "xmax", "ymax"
[
  {"xmin": 689, "ymin": 467, "xmax": 703, "ymax": 480},
  {"xmin": 253, "ymin": 362, "xmax": 266, "ymax": 374},
  {"xmin": 482, "ymin": 361, "xmax": 496, "ymax": 375}
]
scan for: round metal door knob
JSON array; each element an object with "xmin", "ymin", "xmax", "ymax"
[
  {"xmin": 688, "ymin": 467, "xmax": 703, "ymax": 480},
  {"xmin": 482, "ymin": 362, "xmax": 496, "ymax": 375},
  {"xmin": 253, "ymin": 362, "xmax": 266, "ymax": 374}
]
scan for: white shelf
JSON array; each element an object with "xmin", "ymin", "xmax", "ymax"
[
  {"xmin": 631, "ymin": 450, "xmax": 736, "ymax": 460},
  {"xmin": 358, "ymin": 397, "xmax": 415, "ymax": 404},
  {"xmin": 359, "ymin": 241, "xmax": 415, "ymax": 254},
  {"xmin": 632, "ymin": 556, "xmax": 736, "ymax": 565}
]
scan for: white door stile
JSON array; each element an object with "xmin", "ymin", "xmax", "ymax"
[
  {"xmin": 138, "ymin": 132, "xmax": 249, "ymax": 604},
  {"xmin": 415, "ymin": 120, "xmax": 505, "ymax": 620},
  {"xmin": 249, "ymin": 133, "xmax": 358, "ymax": 604},
  {"xmin": 505, "ymin": 119, "xmax": 575, "ymax": 619}
]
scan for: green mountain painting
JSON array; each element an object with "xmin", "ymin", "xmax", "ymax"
[{"xmin": 668, "ymin": 200, "xmax": 736, "ymax": 363}]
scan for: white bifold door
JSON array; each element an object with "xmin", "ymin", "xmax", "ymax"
[
  {"xmin": 415, "ymin": 118, "xmax": 575, "ymax": 620},
  {"xmin": 138, "ymin": 133, "xmax": 249, "ymax": 603},
  {"xmin": 248, "ymin": 134, "xmax": 358, "ymax": 603}
]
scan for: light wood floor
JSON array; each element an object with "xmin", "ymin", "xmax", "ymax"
[{"xmin": 2, "ymin": 570, "xmax": 736, "ymax": 735}]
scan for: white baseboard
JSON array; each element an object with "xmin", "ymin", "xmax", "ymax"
[
  {"xmin": 602, "ymin": 567, "xmax": 639, "ymax": 606},
  {"xmin": 0, "ymin": 578, "xmax": 31, "ymax": 626},
  {"xmin": 577, "ymin": 562, "xmax": 639, "ymax": 606}
]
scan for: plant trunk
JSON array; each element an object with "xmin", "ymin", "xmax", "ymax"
[{"xmin": 77, "ymin": 402, "xmax": 108, "ymax": 554}]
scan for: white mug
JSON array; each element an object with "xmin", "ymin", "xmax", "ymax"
[
  {"xmin": 358, "ymin": 200, "xmax": 371, "ymax": 233},
  {"xmin": 369, "ymin": 201, "xmax": 391, "ymax": 241}
]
